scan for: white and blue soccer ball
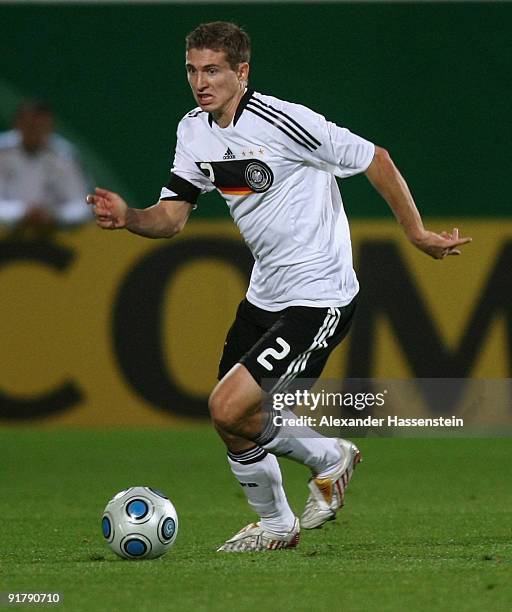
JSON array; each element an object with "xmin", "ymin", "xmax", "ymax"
[{"xmin": 102, "ymin": 486, "xmax": 178, "ymax": 560}]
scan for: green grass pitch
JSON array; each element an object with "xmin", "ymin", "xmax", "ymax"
[{"xmin": 0, "ymin": 428, "xmax": 510, "ymax": 611}]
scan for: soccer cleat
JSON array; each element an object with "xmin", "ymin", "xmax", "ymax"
[
  {"xmin": 217, "ymin": 517, "xmax": 300, "ymax": 552},
  {"xmin": 300, "ymin": 438, "xmax": 362, "ymax": 529}
]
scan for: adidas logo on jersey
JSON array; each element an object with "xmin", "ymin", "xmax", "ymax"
[{"xmin": 223, "ymin": 147, "xmax": 236, "ymax": 160}]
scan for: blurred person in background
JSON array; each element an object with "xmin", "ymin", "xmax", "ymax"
[{"xmin": 0, "ymin": 99, "xmax": 91, "ymax": 240}]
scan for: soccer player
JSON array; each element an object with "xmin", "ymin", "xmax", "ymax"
[{"xmin": 87, "ymin": 22, "xmax": 471, "ymax": 552}]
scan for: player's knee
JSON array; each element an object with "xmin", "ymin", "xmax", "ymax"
[{"xmin": 208, "ymin": 387, "xmax": 239, "ymax": 431}]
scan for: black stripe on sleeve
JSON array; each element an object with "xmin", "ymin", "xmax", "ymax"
[
  {"xmin": 246, "ymin": 107, "xmax": 316, "ymax": 152},
  {"xmin": 251, "ymin": 96, "xmax": 322, "ymax": 148},
  {"xmin": 247, "ymin": 100, "xmax": 320, "ymax": 151},
  {"xmin": 162, "ymin": 173, "xmax": 201, "ymax": 204}
]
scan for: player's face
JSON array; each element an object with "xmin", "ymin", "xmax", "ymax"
[{"xmin": 186, "ymin": 48, "xmax": 248, "ymax": 126}]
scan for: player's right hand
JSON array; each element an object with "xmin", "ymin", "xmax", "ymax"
[{"xmin": 86, "ymin": 187, "xmax": 128, "ymax": 230}]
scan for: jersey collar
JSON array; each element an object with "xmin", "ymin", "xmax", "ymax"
[{"xmin": 208, "ymin": 88, "xmax": 254, "ymax": 128}]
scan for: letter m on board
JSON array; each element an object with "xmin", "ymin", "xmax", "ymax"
[{"xmin": 347, "ymin": 241, "xmax": 512, "ymax": 378}]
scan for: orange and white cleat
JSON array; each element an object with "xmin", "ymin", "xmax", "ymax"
[
  {"xmin": 300, "ymin": 438, "xmax": 362, "ymax": 529},
  {"xmin": 217, "ymin": 517, "xmax": 300, "ymax": 552}
]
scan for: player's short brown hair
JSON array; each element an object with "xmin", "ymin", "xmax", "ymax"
[{"xmin": 185, "ymin": 22, "xmax": 251, "ymax": 70}]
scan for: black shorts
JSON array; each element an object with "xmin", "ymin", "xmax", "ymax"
[{"xmin": 218, "ymin": 297, "xmax": 357, "ymax": 390}]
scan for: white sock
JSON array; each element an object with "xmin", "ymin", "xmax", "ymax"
[
  {"xmin": 258, "ymin": 409, "xmax": 342, "ymax": 475},
  {"xmin": 227, "ymin": 447, "xmax": 295, "ymax": 535}
]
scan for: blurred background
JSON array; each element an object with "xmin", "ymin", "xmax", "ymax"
[{"xmin": 0, "ymin": 1, "xmax": 510, "ymax": 427}]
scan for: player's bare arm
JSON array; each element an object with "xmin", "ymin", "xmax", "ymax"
[
  {"xmin": 86, "ymin": 187, "xmax": 192, "ymax": 238},
  {"xmin": 365, "ymin": 146, "xmax": 472, "ymax": 259}
]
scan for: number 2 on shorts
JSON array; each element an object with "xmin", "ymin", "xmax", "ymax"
[{"xmin": 256, "ymin": 337, "xmax": 291, "ymax": 371}]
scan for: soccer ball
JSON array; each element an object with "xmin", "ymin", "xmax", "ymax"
[{"xmin": 102, "ymin": 486, "xmax": 178, "ymax": 560}]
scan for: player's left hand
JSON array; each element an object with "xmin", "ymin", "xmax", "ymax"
[{"xmin": 410, "ymin": 227, "xmax": 472, "ymax": 259}]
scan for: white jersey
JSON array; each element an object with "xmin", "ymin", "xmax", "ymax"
[
  {"xmin": 160, "ymin": 90, "xmax": 374, "ymax": 311},
  {"xmin": 0, "ymin": 130, "xmax": 91, "ymax": 227}
]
